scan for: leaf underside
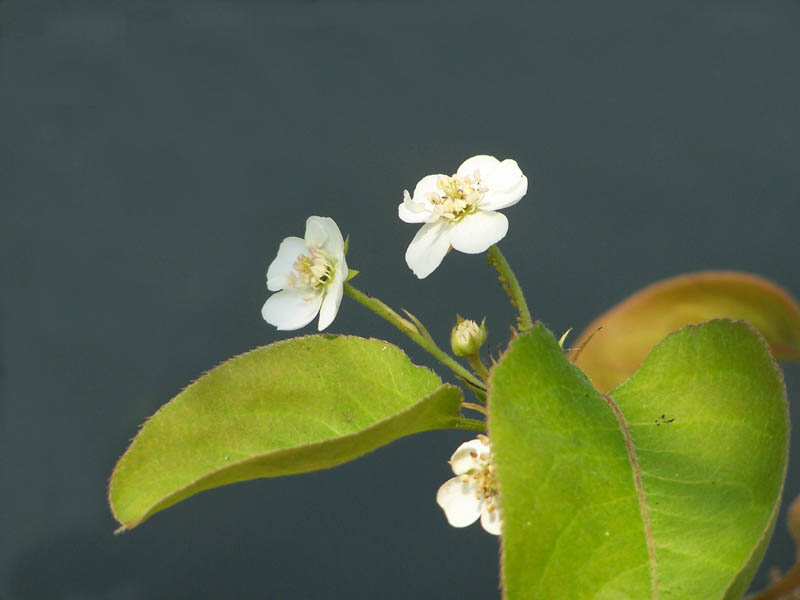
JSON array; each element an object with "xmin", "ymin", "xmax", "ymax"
[
  {"xmin": 490, "ymin": 321, "xmax": 788, "ymax": 600},
  {"xmin": 110, "ymin": 335, "xmax": 468, "ymax": 531},
  {"xmin": 571, "ymin": 271, "xmax": 800, "ymax": 393}
]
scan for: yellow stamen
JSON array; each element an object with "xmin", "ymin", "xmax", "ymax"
[
  {"xmin": 425, "ymin": 171, "xmax": 487, "ymax": 220},
  {"xmin": 287, "ymin": 247, "xmax": 335, "ymax": 291}
]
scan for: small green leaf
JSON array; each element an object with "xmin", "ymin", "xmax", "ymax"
[
  {"xmin": 570, "ymin": 271, "xmax": 800, "ymax": 392},
  {"xmin": 346, "ymin": 268, "xmax": 359, "ymax": 282},
  {"xmin": 490, "ymin": 321, "xmax": 787, "ymax": 599},
  {"xmin": 110, "ymin": 335, "xmax": 471, "ymax": 531}
]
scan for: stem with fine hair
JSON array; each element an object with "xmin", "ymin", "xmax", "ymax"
[
  {"xmin": 487, "ymin": 244, "xmax": 533, "ymax": 331},
  {"xmin": 343, "ymin": 283, "xmax": 486, "ymax": 391},
  {"xmin": 466, "ymin": 354, "xmax": 490, "ymax": 381}
]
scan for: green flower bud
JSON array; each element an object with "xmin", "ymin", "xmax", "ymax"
[{"xmin": 450, "ymin": 317, "xmax": 488, "ymax": 357}]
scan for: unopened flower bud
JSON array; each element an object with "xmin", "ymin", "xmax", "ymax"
[{"xmin": 450, "ymin": 317, "xmax": 487, "ymax": 357}]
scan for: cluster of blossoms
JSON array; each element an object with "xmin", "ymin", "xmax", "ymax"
[
  {"xmin": 262, "ymin": 155, "xmax": 528, "ymax": 535},
  {"xmin": 262, "ymin": 155, "xmax": 527, "ymax": 332}
]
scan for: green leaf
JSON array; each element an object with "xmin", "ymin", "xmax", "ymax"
[
  {"xmin": 110, "ymin": 335, "xmax": 474, "ymax": 531},
  {"xmin": 490, "ymin": 321, "xmax": 787, "ymax": 599},
  {"xmin": 570, "ymin": 271, "xmax": 800, "ymax": 393}
]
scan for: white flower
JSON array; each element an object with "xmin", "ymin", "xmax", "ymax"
[
  {"xmin": 261, "ymin": 216, "xmax": 347, "ymax": 331},
  {"xmin": 436, "ymin": 435, "xmax": 502, "ymax": 535},
  {"xmin": 399, "ymin": 155, "xmax": 528, "ymax": 278}
]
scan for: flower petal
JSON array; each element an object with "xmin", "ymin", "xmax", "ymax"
[
  {"xmin": 261, "ymin": 289, "xmax": 323, "ymax": 331},
  {"xmin": 404, "ymin": 221, "xmax": 453, "ymax": 279},
  {"xmin": 479, "ymin": 159, "xmax": 528, "ymax": 211},
  {"xmin": 480, "ymin": 504, "xmax": 502, "ymax": 535},
  {"xmin": 449, "ymin": 438, "xmax": 491, "ymax": 475},
  {"xmin": 411, "ymin": 174, "xmax": 443, "ymax": 203},
  {"xmin": 450, "ymin": 211, "xmax": 508, "ymax": 254},
  {"xmin": 266, "ymin": 236, "xmax": 307, "ymax": 291},
  {"xmin": 456, "ymin": 155, "xmax": 502, "ymax": 179},
  {"xmin": 436, "ymin": 477, "xmax": 482, "ymax": 528},
  {"xmin": 399, "ymin": 191, "xmax": 433, "ymax": 224},
  {"xmin": 313, "ymin": 217, "xmax": 345, "ymax": 258},
  {"xmin": 304, "ymin": 216, "xmax": 332, "ymax": 249},
  {"xmin": 317, "ymin": 259, "xmax": 346, "ymax": 331}
]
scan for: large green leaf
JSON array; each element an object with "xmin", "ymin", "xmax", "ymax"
[
  {"xmin": 570, "ymin": 271, "xmax": 800, "ymax": 393},
  {"xmin": 110, "ymin": 335, "xmax": 476, "ymax": 531},
  {"xmin": 490, "ymin": 321, "xmax": 787, "ymax": 599}
]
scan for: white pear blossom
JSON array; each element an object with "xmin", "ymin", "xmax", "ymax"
[
  {"xmin": 261, "ymin": 216, "xmax": 347, "ymax": 331},
  {"xmin": 436, "ymin": 435, "xmax": 502, "ymax": 535},
  {"xmin": 399, "ymin": 155, "xmax": 528, "ymax": 278}
]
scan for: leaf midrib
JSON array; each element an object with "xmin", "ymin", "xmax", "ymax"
[{"xmin": 602, "ymin": 393, "xmax": 659, "ymax": 600}]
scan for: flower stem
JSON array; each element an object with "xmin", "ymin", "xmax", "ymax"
[
  {"xmin": 487, "ymin": 245, "xmax": 533, "ymax": 331},
  {"xmin": 343, "ymin": 283, "xmax": 486, "ymax": 390},
  {"xmin": 458, "ymin": 418, "xmax": 487, "ymax": 432},
  {"xmin": 464, "ymin": 382, "xmax": 487, "ymax": 404},
  {"xmin": 461, "ymin": 401, "xmax": 487, "ymax": 416},
  {"xmin": 466, "ymin": 354, "xmax": 490, "ymax": 381}
]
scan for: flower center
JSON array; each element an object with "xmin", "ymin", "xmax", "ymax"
[
  {"xmin": 426, "ymin": 170, "xmax": 487, "ymax": 220},
  {"xmin": 288, "ymin": 247, "xmax": 335, "ymax": 292},
  {"xmin": 460, "ymin": 435, "xmax": 499, "ymax": 511}
]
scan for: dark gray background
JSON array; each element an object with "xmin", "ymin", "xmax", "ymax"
[{"xmin": 2, "ymin": 1, "xmax": 799, "ymax": 598}]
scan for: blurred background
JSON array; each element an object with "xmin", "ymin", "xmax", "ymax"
[{"xmin": 2, "ymin": 1, "xmax": 799, "ymax": 598}]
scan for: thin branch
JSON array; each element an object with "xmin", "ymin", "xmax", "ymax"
[
  {"xmin": 487, "ymin": 245, "xmax": 533, "ymax": 331},
  {"xmin": 343, "ymin": 284, "xmax": 486, "ymax": 390}
]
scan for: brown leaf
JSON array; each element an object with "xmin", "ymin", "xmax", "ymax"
[{"xmin": 570, "ymin": 271, "xmax": 800, "ymax": 393}]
